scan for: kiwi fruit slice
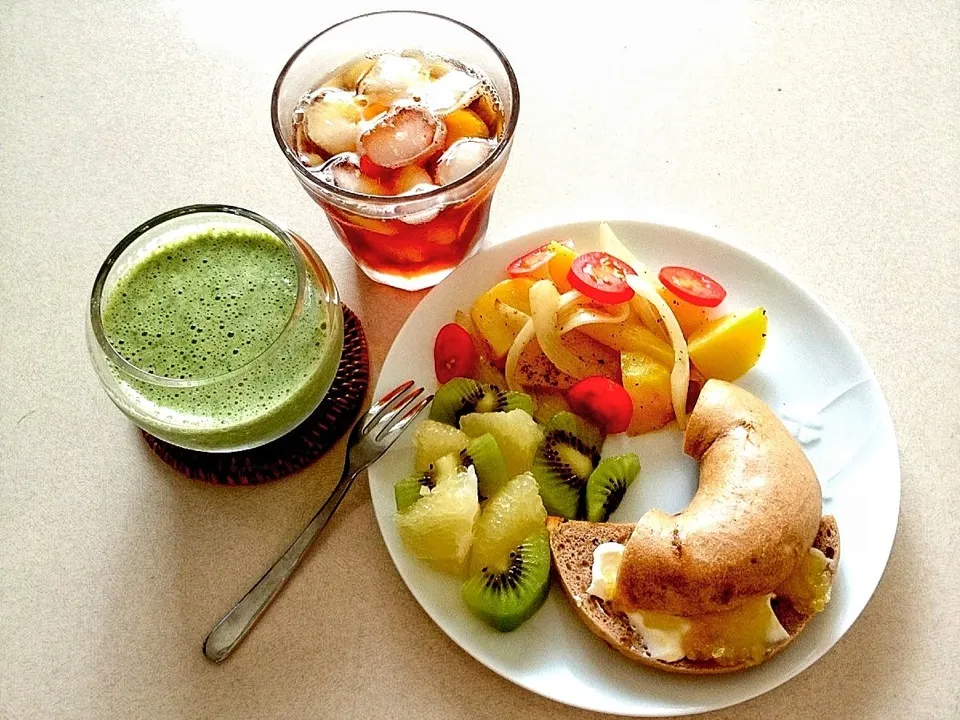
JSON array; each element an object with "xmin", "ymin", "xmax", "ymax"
[
  {"xmin": 531, "ymin": 391, "xmax": 570, "ymax": 424},
  {"xmin": 532, "ymin": 411, "xmax": 603, "ymax": 519},
  {"xmin": 461, "ymin": 526, "xmax": 551, "ymax": 631},
  {"xmin": 585, "ymin": 453, "xmax": 641, "ymax": 522},
  {"xmin": 459, "ymin": 433, "xmax": 509, "ymax": 500},
  {"xmin": 429, "ymin": 378, "xmax": 533, "ymax": 426},
  {"xmin": 394, "ymin": 454, "xmax": 460, "ymax": 512},
  {"xmin": 394, "ymin": 473, "xmax": 431, "ymax": 513}
]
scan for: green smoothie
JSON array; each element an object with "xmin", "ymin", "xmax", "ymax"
[{"xmin": 101, "ymin": 227, "xmax": 341, "ymax": 451}]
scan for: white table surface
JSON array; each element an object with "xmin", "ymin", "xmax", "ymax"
[{"xmin": 2, "ymin": 1, "xmax": 958, "ymax": 718}]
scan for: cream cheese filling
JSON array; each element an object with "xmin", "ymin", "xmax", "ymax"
[{"xmin": 586, "ymin": 542, "xmax": 790, "ymax": 663}]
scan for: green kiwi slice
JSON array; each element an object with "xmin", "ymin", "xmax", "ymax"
[
  {"xmin": 394, "ymin": 472, "xmax": 431, "ymax": 513},
  {"xmin": 429, "ymin": 378, "xmax": 533, "ymax": 426},
  {"xmin": 585, "ymin": 453, "xmax": 641, "ymax": 522},
  {"xmin": 460, "ymin": 527, "xmax": 551, "ymax": 631},
  {"xmin": 394, "ymin": 454, "xmax": 460, "ymax": 512},
  {"xmin": 531, "ymin": 411, "xmax": 604, "ymax": 519},
  {"xmin": 459, "ymin": 433, "xmax": 509, "ymax": 500}
]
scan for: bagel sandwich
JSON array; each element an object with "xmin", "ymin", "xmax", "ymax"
[{"xmin": 548, "ymin": 380, "xmax": 840, "ymax": 674}]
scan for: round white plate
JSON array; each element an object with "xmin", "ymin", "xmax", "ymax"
[{"xmin": 369, "ymin": 221, "xmax": 900, "ymax": 716}]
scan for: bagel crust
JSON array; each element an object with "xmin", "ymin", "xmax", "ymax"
[{"xmin": 615, "ymin": 380, "xmax": 823, "ymax": 616}]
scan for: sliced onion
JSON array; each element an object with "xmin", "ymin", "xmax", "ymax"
[
  {"xmin": 625, "ymin": 273, "xmax": 689, "ymax": 428},
  {"xmin": 493, "ymin": 299, "xmax": 529, "ymax": 335},
  {"xmin": 631, "ymin": 296, "xmax": 669, "ymax": 341},
  {"xmin": 598, "ymin": 223, "xmax": 669, "ymax": 340},
  {"xmin": 598, "ymin": 222, "xmax": 689, "ymax": 425},
  {"xmin": 557, "ymin": 290, "xmax": 590, "ymax": 314},
  {"xmin": 559, "ymin": 301, "xmax": 629, "ymax": 335},
  {"xmin": 504, "ymin": 318, "xmax": 536, "ymax": 391},
  {"xmin": 529, "ymin": 280, "xmax": 599, "ymax": 380},
  {"xmin": 598, "ymin": 222, "xmax": 660, "ymax": 287}
]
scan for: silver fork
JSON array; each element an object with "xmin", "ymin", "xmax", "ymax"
[{"xmin": 203, "ymin": 381, "xmax": 432, "ymax": 663}]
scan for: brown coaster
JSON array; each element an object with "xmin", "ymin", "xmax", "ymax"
[{"xmin": 143, "ymin": 305, "xmax": 369, "ymax": 486}]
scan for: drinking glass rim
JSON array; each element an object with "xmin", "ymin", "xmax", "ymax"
[
  {"xmin": 88, "ymin": 204, "xmax": 330, "ymax": 389},
  {"xmin": 270, "ymin": 9, "xmax": 521, "ymax": 205}
]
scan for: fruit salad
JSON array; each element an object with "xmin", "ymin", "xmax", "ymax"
[
  {"xmin": 393, "ymin": 223, "xmax": 768, "ymax": 632},
  {"xmin": 436, "ymin": 222, "xmax": 769, "ymax": 435},
  {"xmin": 394, "ymin": 377, "xmax": 639, "ymax": 632}
]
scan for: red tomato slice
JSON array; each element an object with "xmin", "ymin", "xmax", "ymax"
[
  {"xmin": 506, "ymin": 240, "xmax": 574, "ymax": 279},
  {"xmin": 658, "ymin": 266, "xmax": 726, "ymax": 308},
  {"xmin": 567, "ymin": 252, "xmax": 636, "ymax": 304},
  {"xmin": 434, "ymin": 323, "xmax": 477, "ymax": 383},
  {"xmin": 567, "ymin": 376, "xmax": 633, "ymax": 434}
]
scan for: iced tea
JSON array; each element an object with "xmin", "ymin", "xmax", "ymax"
[{"xmin": 277, "ymin": 34, "xmax": 515, "ymax": 290}]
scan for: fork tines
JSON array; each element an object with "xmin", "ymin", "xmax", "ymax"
[{"xmin": 358, "ymin": 381, "xmax": 432, "ymax": 441}]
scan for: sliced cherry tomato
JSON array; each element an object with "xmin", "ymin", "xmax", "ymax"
[
  {"xmin": 567, "ymin": 252, "xmax": 636, "ymax": 304},
  {"xmin": 434, "ymin": 323, "xmax": 477, "ymax": 383},
  {"xmin": 658, "ymin": 266, "xmax": 726, "ymax": 308},
  {"xmin": 359, "ymin": 155, "xmax": 392, "ymax": 180},
  {"xmin": 506, "ymin": 239, "xmax": 574, "ymax": 280},
  {"xmin": 567, "ymin": 376, "xmax": 633, "ymax": 434}
]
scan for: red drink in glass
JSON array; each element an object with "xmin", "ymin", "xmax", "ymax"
[{"xmin": 272, "ymin": 12, "xmax": 519, "ymax": 290}]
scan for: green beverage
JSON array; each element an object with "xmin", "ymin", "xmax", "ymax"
[{"xmin": 89, "ymin": 207, "xmax": 343, "ymax": 452}]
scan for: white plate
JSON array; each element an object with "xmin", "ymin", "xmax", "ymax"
[{"xmin": 369, "ymin": 221, "xmax": 900, "ymax": 716}]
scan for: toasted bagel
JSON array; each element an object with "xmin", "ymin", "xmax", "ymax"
[
  {"xmin": 548, "ymin": 515, "xmax": 840, "ymax": 674},
  {"xmin": 615, "ymin": 380, "xmax": 823, "ymax": 615}
]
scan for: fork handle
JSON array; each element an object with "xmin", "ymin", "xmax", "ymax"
[{"xmin": 203, "ymin": 465, "xmax": 360, "ymax": 663}]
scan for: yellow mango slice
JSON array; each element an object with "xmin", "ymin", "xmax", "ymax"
[
  {"xmin": 361, "ymin": 101, "xmax": 390, "ymax": 121},
  {"xmin": 392, "ymin": 164, "xmax": 433, "ymax": 194},
  {"xmin": 472, "ymin": 94, "xmax": 502, "ymax": 136},
  {"xmin": 454, "ymin": 309, "xmax": 505, "ymax": 386},
  {"xmin": 547, "ymin": 241, "xmax": 578, "ymax": 293},
  {"xmin": 470, "ymin": 279, "xmax": 534, "ymax": 362},
  {"xmin": 621, "ymin": 351, "xmax": 675, "ymax": 435},
  {"xmin": 338, "ymin": 212, "xmax": 399, "ymax": 235},
  {"xmin": 687, "ymin": 307, "xmax": 767, "ymax": 381},
  {"xmin": 578, "ymin": 316, "xmax": 674, "ymax": 368},
  {"xmin": 443, "ymin": 109, "xmax": 489, "ymax": 148},
  {"xmin": 658, "ymin": 286, "xmax": 709, "ymax": 337}
]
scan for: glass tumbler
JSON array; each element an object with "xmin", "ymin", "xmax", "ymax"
[
  {"xmin": 87, "ymin": 205, "xmax": 344, "ymax": 452},
  {"xmin": 271, "ymin": 10, "xmax": 519, "ymax": 291}
]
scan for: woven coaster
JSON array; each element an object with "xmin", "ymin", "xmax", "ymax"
[{"xmin": 143, "ymin": 305, "xmax": 369, "ymax": 486}]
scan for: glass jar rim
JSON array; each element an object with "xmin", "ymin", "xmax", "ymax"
[
  {"xmin": 270, "ymin": 9, "xmax": 520, "ymax": 205},
  {"xmin": 88, "ymin": 204, "xmax": 322, "ymax": 389}
]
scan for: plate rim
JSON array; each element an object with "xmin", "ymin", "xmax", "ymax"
[{"xmin": 369, "ymin": 218, "xmax": 902, "ymax": 716}]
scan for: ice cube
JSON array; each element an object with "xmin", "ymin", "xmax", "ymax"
[
  {"xmin": 321, "ymin": 153, "xmax": 387, "ymax": 195},
  {"xmin": 396, "ymin": 179, "xmax": 442, "ymax": 225},
  {"xmin": 357, "ymin": 103, "xmax": 446, "ymax": 169},
  {"xmin": 410, "ymin": 69, "xmax": 483, "ymax": 116},
  {"xmin": 433, "ymin": 137, "xmax": 497, "ymax": 186},
  {"xmin": 294, "ymin": 122, "xmax": 326, "ymax": 167},
  {"xmin": 357, "ymin": 54, "xmax": 429, "ymax": 105},
  {"xmin": 303, "ymin": 88, "xmax": 362, "ymax": 156},
  {"xmin": 426, "ymin": 56, "xmax": 452, "ymax": 80},
  {"xmin": 337, "ymin": 57, "xmax": 376, "ymax": 90}
]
